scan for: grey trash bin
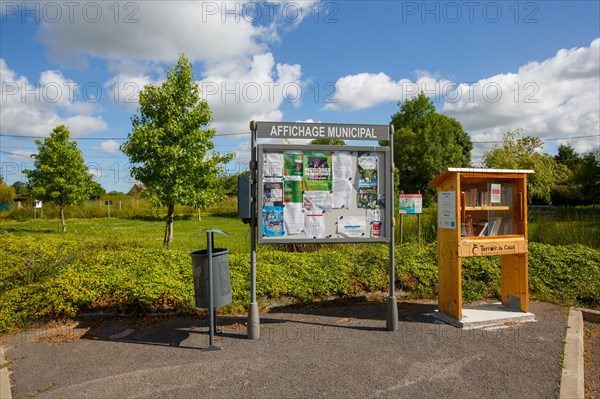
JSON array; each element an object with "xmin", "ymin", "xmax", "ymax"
[{"xmin": 190, "ymin": 248, "xmax": 232, "ymax": 308}]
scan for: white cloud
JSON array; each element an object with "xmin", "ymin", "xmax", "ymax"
[
  {"xmin": 442, "ymin": 38, "xmax": 600, "ymax": 159},
  {"xmin": 199, "ymin": 52, "xmax": 302, "ymax": 134},
  {"xmin": 327, "ymin": 39, "xmax": 600, "ymax": 158},
  {"xmin": 104, "ymin": 74, "xmax": 159, "ymax": 111},
  {"xmin": 37, "ymin": 2, "xmax": 265, "ymax": 67},
  {"xmin": 0, "ymin": 59, "xmax": 108, "ymax": 137},
  {"xmin": 324, "ymin": 72, "xmax": 452, "ymax": 111},
  {"xmin": 99, "ymin": 140, "xmax": 120, "ymax": 153}
]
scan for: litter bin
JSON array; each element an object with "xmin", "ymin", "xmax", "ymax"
[{"xmin": 190, "ymin": 248, "xmax": 232, "ymax": 308}]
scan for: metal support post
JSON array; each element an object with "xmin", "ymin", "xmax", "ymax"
[
  {"xmin": 248, "ymin": 121, "xmax": 260, "ymax": 340},
  {"xmin": 386, "ymin": 125, "xmax": 398, "ymax": 332}
]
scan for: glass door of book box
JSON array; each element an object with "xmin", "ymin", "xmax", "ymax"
[{"xmin": 460, "ymin": 177, "xmax": 524, "ymax": 238}]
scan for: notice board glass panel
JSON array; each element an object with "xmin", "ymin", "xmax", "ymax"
[{"xmin": 257, "ymin": 144, "xmax": 391, "ymax": 244}]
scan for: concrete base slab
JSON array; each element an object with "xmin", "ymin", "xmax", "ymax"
[{"xmin": 433, "ymin": 302, "xmax": 536, "ymax": 329}]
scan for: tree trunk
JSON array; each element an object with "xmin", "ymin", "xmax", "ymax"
[
  {"xmin": 164, "ymin": 204, "xmax": 175, "ymax": 248},
  {"xmin": 197, "ymin": 207, "xmax": 201, "ymax": 222},
  {"xmin": 60, "ymin": 206, "xmax": 66, "ymax": 233}
]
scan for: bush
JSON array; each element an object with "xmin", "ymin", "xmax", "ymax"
[{"xmin": 1, "ymin": 232, "xmax": 598, "ymax": 334}]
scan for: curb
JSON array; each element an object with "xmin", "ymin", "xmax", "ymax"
[
  {"xmin": 0, "ymin": 345, "xmax": 12, "ymax": 399},
  {"xmin": 559, "ymin": 308, "xmax": 584, "ymax": 399}
]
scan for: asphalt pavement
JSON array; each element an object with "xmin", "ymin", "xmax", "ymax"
[{"xmin": 2, "ymin": 300, "xmax": 567, "ymax": 399}]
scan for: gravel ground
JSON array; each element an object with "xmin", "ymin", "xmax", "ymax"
[
  {"xmin": 585, "ymin": 320, "xmax": 600, "ymax": 399},
  {"xmin": 3, "ymin": 300, "xmax": 566, "ymax": 399}
]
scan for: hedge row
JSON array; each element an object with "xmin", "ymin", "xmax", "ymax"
[{"xmin": 1, "ymin": 232, "xmax": 598, "ymax": 334}]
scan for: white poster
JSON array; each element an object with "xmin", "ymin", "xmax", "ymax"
[
  {"xmin": 337, "ymin": 216, "xmax": 367, "ymax": 238},
  {"xmin": 490, "ymin": 183, "xmax": 502, "ymax": 204},
  {"xmin": 332, "ymin": 151, "xmax": 353, "ymax": 180},
  {"xmin": 304, "ymin": 209, "xmax": 326, "ymax": 238},
  {"xmin": 264, "ymin": 153, "xmax": 284, "ymax": 178},
  {"xmin": 284, "ymin": 203, "xmax": 304, "ymax": 235},
  {"xmin": 438, "ymin": 191, "xmax": 457, "ymax": 229},
  {"xmin": 332, "ymin": 179, "xmax": 353, "ymax": 209},
  {"xmin": 303, "ymin": 191, "xmax": 332, "ymax": 211}
]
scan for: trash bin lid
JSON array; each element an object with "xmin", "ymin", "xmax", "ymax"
[{"xmin": 198, "ymin": 228, "xmax": 231, "ymax": 237}]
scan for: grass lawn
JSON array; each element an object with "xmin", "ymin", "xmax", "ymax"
[{"xmin": 0, "ymin": 216, "xmax": 251, "ymax": 254}]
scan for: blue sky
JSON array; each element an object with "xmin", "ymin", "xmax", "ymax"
[{"xmin": 1, "ymin": 1, "xmax": 599, "ymax": 192}]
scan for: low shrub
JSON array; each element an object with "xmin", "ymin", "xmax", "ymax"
[{"xmin": 1, "ymin": 232, "xmax": 598, "ymax": 334}]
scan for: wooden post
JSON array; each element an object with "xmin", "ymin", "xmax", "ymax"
[{"xmin": 435, "ymin": 173, "xmax": 462, "ymax": 320}]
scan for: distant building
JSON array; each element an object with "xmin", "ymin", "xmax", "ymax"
[{"xmin": 127, "ymin": 184, "xmax": 146, "ymax": 197}]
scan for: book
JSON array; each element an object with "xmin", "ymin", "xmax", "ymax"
[
  {"xmin": 491, "ymin": 217, "xmax": 503, "ymax": 235},
  {"xmin": 485, "ymin": 220, "xmax": 495, "ymax": 236},
  {"xmin": 473, "ymin": 222, "xmax": 488, "ymax": 237},
  {"xmin": 490, "ymin": 184, "xmax": 501, "ymax": 204}
]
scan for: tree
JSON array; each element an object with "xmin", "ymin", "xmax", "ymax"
[
  {"xmin": 121, "ymin": 54, "xmax": 234, "ymax": 248},
  {"xmin": 483, "ymin": 129, "xmax": 570, "ymax": 204},
  {"xmin": 11, "ymin": 181, "xmax": 29, "ymax": 196},
  {"xmin": 88, "ymin": 181, "xmax": 106, "ymax": 199},
  {"xmin": 390, "ymin": 93, "xmax": 472, "ymax": 205},
  {"xmin": 310, "ymin": 138, "xmax": 346, "ymax": 145},
  {"xmin": 25, "ymin": 125, "xmax": 94, "ymax": 232},
  {"xmin": 0, "ymin": 182, "xmax": 16, "ymax": 203},
  {"xmin": 574, "ymin": 149, "xmax": 600, "ymax": 204},
  {"xmin": 555, "ymin": 143, "xmax": 581, "ymax": 172}
]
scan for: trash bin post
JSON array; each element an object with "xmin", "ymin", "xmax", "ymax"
[
  {"xmin": 190, "ymin": 228, "xmax": 231, "ymax": 351},
  {"xmin": 205, "ymin": 231, "xmax": 222, "ymax": 351}
]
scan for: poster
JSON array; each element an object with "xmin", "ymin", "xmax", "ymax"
[
  {"xmin": 337, "ymin": 216, "xmax": 367, "ymax": 238},
  {"xmin": 264, "ymin": 153, "xmax": 284, "ymax": 178},
  {"xmin": 303, "ymin": 191, "xmax": 332, "ymax": 211},
  {"xmin": 357, "ymin": 153, "xmax": 378, "ymax": 209},
  {"xmin": 332, "ymin": 151, "xmax": 353, "ymax": 180},
  {"xmin": 399, "ymin": 194, "xmax": 423, "ymax": 214},
  {"xmin": 332, "ymin": 179, "xmax": 353, "ymax": 209},
  {"xmin": 263, "ymin": 182, "xmax": 283, "ymax": 206},
  {"xmin": 438, "ymin": 191, "xmax": 457, "ymax": 229},
  {"xmin": 284, "ymin": 153, "xmax": 303, "ymax": 180},
  {"xmin": 303, "ymin": 151, "xmax": 332, "ymax": 191},
  {"xmin": 284, "ymin": 180, "xmax": 303, "ymax": 203},
  {"xmin": 490, "ymin": 183, "xmax": 501, "ymax": 204},
  {"xmin": 262, "ymin": 206, "xmax": 285, "ymax": 237},
  {"xmin": 304, "ymin": 209, "xmax": 326, "ymax": 238},
  {"xmin": 284, "ymin": 203, "xmax": 304, "ymax": 235}
]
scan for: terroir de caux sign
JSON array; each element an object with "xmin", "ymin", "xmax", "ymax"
[{"xmin": 254, "ymin": 121, "xmax": 391, "ymax": 141}]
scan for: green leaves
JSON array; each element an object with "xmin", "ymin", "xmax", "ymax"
[
  {"xmin": 482, "ymin": 129, "xmax": 570, "ymax": 204},
  {"xmin": 24, "ymin": 125, "xmax": 95, "ymax": 231},
  {"xmin": 391, "ymin": 93, "xmax": 473, "ymax": 205},
  {"xmin": 121, "ymin": 54, "xmax": 234, "ymax": 245}
]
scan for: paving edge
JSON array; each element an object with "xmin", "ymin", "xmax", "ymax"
[
  {"xmin": 559, "ymin": 308, "xmax": 584, "ymax": 399},
  {"xmin": 0, "ymin": 345, "xmax": 12, "ymax": 399}
]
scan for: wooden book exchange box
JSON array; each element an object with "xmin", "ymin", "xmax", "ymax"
[{"xmin": 429, "ymin": 168, "xmax": 534, "ymax": 321}]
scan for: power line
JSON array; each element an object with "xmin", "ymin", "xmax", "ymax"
[
  {"xmin": 471, "ymin": 134, "xmax": 599, "ymax": 144},
  {"xmin": 0, "ymin": 131, "xmax": 251, "ymax": 140}
]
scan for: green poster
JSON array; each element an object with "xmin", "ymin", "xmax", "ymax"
[
  {"xmin": 303, "ymin": 151, "xmax": 332, "ymax": 191},
  {"xmin": 284, "ymin": 153, "xmax": 303, "ymax": 178},
  {"xmin": 284, "ymin": 180, "xmax": 303, "ymax": 203}
]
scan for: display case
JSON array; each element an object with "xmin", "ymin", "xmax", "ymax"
[{"xmin": 429, "ymin": 168, "xmax": 534, "ymax": 321}]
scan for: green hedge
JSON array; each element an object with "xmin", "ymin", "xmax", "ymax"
[{"xmin": 1, "ymin": 232, "xmax": 598, "ymax": 334}]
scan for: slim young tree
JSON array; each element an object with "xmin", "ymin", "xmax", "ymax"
[
  {"xmin": 25, "ymin": 125, "xmax": 94, "ymax": 232},
  {"xmin": 121, "ymin": 54, "xmax": 233, "ymax": 248}
]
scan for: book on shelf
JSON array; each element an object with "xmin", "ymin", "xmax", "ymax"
[
  {"xmin": 501, "ymin": 218, "xmax": 513, "ymax": 235},
  {"xmin": 490, "ymin": 216, "xmax": 503, "ymax": 235},
  {"xmin": 473, "ymin": 222, "xmax": 488, "ymax": 237}
]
